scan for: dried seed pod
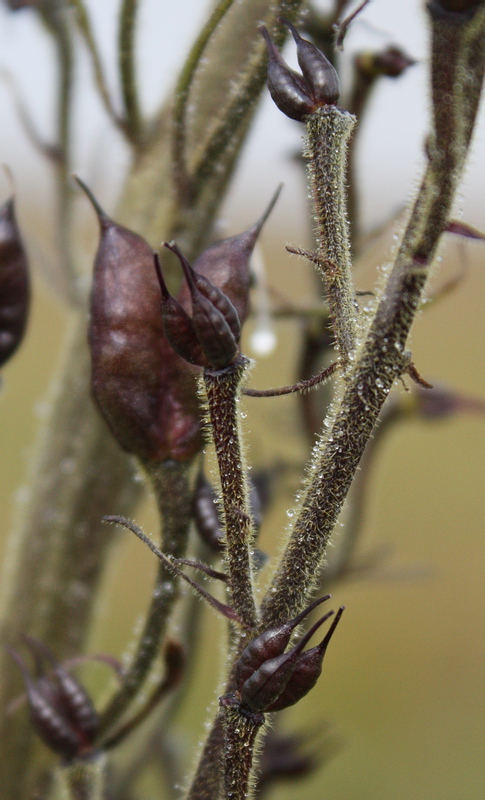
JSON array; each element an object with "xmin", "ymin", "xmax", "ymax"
[
  {"xmin": 239, "ymin": 610, "xmax": 335, "ymax": 712},
  {"xmin": 163, "ymin": 241, "xmax": 239, "ymax": 369},
  {"xmin": 260, "ymin": 22, "xmax": 340, "ymax": 122},
  {"xmin": 235, "ymin": 595, "xmax": 331, "ymax": 688},
  {"xmin": 154, "ymin": 252, "xmax": 205, "ymax": 366},
  {"xmin": 77, "ymin": 178, "xmax": 202, "ymax": 463},
  {"xmin": 0, "ymin": 196, "xmax": 30, "ymax": 368},
  {"xmin": 24, "ymin": 637, "xmax": 98, "ymax": 745},
  {"xmin": 281, "ymin": 18, "xmax": 340, "ymax": 106},
  {"xmin": 193, "ymin": 472, "xmax": 224, "ymax": 551},
  {"xmin": 259, "ymin": 26, "xmax": 315, "ymax": 122},
  {"xmin": 265, "ymin": 607, "xmax": 344, "ymax": 711},
  {"xmin": 187, "ymin": 186, "xmax": 281, "ymax": 324},
  {"xmin": 8, "ymin": 645, "xmax": 94, "ymax": 760}
]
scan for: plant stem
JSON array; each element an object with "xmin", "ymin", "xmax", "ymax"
[
  {"xmin": 261, "ymin": 4, "xmax": 485, "ymax": 627},
  {"xmin": 97, "ymin": 460, "xmax": 196, "ymax": 738},
  {"xmin": 203, "ymin": 357, "xmax": 258, "ymax": 630},
  {"xmin": 0, "ymin": 319, "xmax": 140, "ymax": 800},
  {"xmin": 171, "ymin": 0, "xmax": 236, "ymax": 204},
  {"xmin": 305, "ymin": 107, "xmax": 358, "ymax": 367},
  {"xmin": 52, "ymin": 754, "xmax": 107, "ymax": 800},
  {"xmin": 118, "ymin": 0, "xmax": 142, "ymax": 143},
  {"xmin": 222, "ymin": 705, "xmax": 264, "ymax": 800}
]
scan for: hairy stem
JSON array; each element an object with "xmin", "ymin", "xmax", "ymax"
[
  {"xmin": 261, "ymin": 4, "xmax": 485, "ymax": 627},
  {"xmin": 305, "ymin": 107, "xmax": 358, "ymax": 366},
  {"xmin": 97, "ymin": 460, "xmax": 195, "ymax": 738},
  {"xmin": 203, "ymin": 358, "xmax": 258, "ymax": 630},
  {"xmin": 222, "ymin": 706, "xmax": 264, "ymax": 800},
  {"xmin": 172, "ymin": 0, "xmax": 236, "ymax": 204}
]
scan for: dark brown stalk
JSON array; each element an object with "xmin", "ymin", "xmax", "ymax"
[
  {"xmin": 222, "ymin": 706, "xmax": 264, "ymax": 800},
  {"xmin": 203, "ymin": 357, "xmax": 258, "ymax": 630},
  {"xmin": 305, "ymin": 107, "xmax": 358, "ymax": 366}
]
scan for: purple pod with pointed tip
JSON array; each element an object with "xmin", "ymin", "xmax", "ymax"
[
  {"xmin": 165, "ymin": 241, "xmax": 239, "ymax": 369},
  {"xmin": 0, "ymin": 196, "xmax": 30, "ymax": 368},
  {"xmin": 259, "ymin": 25, "xmax": 315, "ymax": 121},
  {"xmin": 281, "ymin": 18, "xmax": 340, "ymax": 106},
  {"xmin": 189, "ymin": 186, "xmax": 281, "ymax": 324},
  {"xmin": 77, "ymin": 178, "xmax": 203, "ymax": 463},
  {"xmin": 9, "ymin": 647, "xmax": 83, "ymax": 760},
  {"xmin": 266, "ymin": 607, "xmax": 344, "ymax": 711},
  {"xmin": 235, "ymin": 595, "xmax": 331, "ymax": 688}
]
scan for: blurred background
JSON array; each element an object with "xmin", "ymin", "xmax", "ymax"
[{"xmin": 1, "ymin": 1, "xmax": 485, "ymax": 798}]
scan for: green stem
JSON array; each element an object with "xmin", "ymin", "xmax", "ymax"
[
  {"xmin": 52, "ymin": 754, "xmax": 107, "ymax": 800},
  {"xmin": 40, "ymin": 2, "xmax": 79, "ymax": 305},
  {"xmin": 118, "ymin": 0, "xmax": 142, "ymax": 143},
  {"xmin": 171, "ymin": 0, "xmax": 236, "ymax": 204},
  {"xmin": 97, "ymin": 460, "xmax": 195, "ymax": 738},
  {"xmin": 0, "ymin": 318, "xmax": 140, "ymax": 800},
  {"xmin": 68, "ymin": 0, "xmax": 126, "ymax": 136}
]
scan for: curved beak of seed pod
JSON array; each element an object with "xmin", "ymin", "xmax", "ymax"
[
  {"xmin": 76, "ymin": 176, "xmax": 203, "ymax": 464},
  {"xmin": 159, "ymin": 242, "xmax": 241, "ymax": 370},
  {"xmin": 259, "ymin": 20, "xmax": 340, "ymax": 122}
]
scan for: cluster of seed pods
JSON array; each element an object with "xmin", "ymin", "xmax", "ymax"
[
  {"xmin": 259, "ymin": 18, "xmax": 341, "ymax": 122},
  {"xmin": 9, "ymin": 638, "xmax": 98, "ymax": 761},
  {"xmin": 222, "ymin": 596, "xmax": 344, "ymax": 718},
  {"xmin": 78, "ymin": 179, "xmax": 278, "ymax": 463}
]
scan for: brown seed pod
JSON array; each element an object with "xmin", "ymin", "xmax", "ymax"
[
  {"xmin": 0, "ymin": 196, "xmax": 30, "ymax": 368},
  {"xmin": 186, "ymin": 185, "xmax": 281, "ymax": 324},
  {"xmin": 281, "ymin": 18, "xmax": 340, "ymax": 106},
  {"xmin": 239, "ymin": 609, "xmax": 335, "ymax": 712},
  {"xmin": 77, "ymin": 178, "xmax": 202, "ymax": 463},
  {"xmin": 235, "ymin": 595, "xmax": 331, "ymax": 688},
  {"xmin": 260, "ymin": 22, "xmax": 340, "ymax": 122},
  {"xmin": 265, "ymin": 607, "xmax": 344, "ymax": 711},
  {"xmin": 163, "ymin": 241, "xmax": 240, "ymax": 370},
  {"xmin": 8, "ymin": 644, "xmax": 95, "ymax": 761},
  {"xmin": 259, "ymin": 25, "xmax": 315, "ymax": 122}
]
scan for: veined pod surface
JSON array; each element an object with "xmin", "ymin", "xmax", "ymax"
[{"xmin": 77, "ymin": 178, "xmax": 203, "ymax": 463}]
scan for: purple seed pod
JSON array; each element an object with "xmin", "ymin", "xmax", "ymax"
[
  {"xmin": 193, "ymin": 471, "xmax": 265, "ymax": 553},
  {"xmin": 259, "ymin": 26, "xmax": 315, "ymax": 122},
  {"xmin": 372, "ymin": 46, "xmax": 416, "ymax": 78},
  {"xmin": 0, "ymin": 196, "xmax": 30, "ymax": 368},
  {"xmin": 154, "ymin": 252, "xmax": 206, "ymax": 367},
  {"xmin": 239, "ymin": 609, "xmax": 335, "ymax": 712},
  {"xmin": 24, "ymin": 637, "xmax": 98, "ymax": 746},
  {"xmin": 280, "ymin": 18, "xmax": 340, "ymax": 106},
  {"xmin": 163, "ymin": 241, "xmax": 239, "ymax": 370},
  {"xmin": 235, "ymin": 595, "xmax": 331, "ymax": 688},
  {"xmin": 188, "ymin": 186, "xmax": 281, "ymax": 324},
  {"xmin": 193, "ymin": 472, "xmax": 225, "ymax": 551},
  {"xmin": 260, "ymin": 22, "xmax": 340, "ymax": 122},
  {"xmin": 8, "ymin": 646, "xmax": 89, "ymax": 760},
  {"xmin": 77, "ymin": 178, "xmax": 203, "ymax": 463},
  {"xmin": 265, "ymin": 607, "xmax": 345, "ymax": 711}
]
